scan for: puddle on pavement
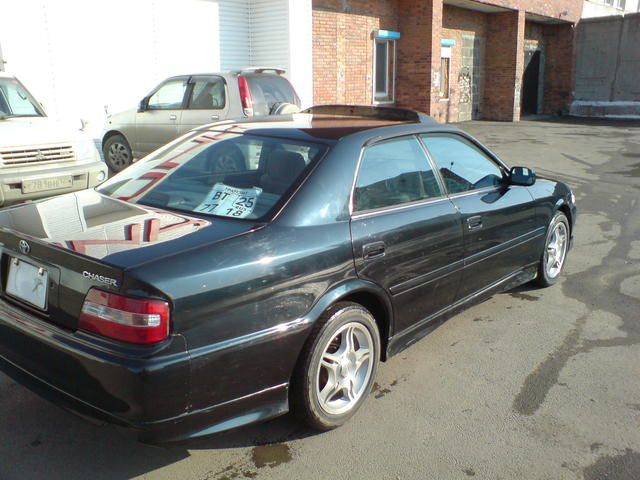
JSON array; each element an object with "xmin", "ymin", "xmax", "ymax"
[
  {"xmin": 509, "ymin": 292, "xmax": 539, "ymax": 302},
  {"xmin": 251, "ymin": 443, "xmax": 292, "ymax": 469},
  {"xmin": 583, "ymin": 449, "xmax": 640, "ymax": 480},
  {"xmin": 372, "ymin": 379, "xmax": 401, "ymax": 399},
  {"xmin": 611, "ymin": 162, "xmax": 640, "ymax": 178}
]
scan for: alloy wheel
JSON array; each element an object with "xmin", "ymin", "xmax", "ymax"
[
  {"xmin": 316, "ymin": 321, "xmax": 374, "ymax": 416},
  {"xmin": 545, "ymin": 221, "xmax": 568, "ymax": 279}
]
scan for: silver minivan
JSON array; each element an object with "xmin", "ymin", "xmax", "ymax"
[{"xmin": 102, "ymin": 68, "xmax": 301, "ymax": 172}]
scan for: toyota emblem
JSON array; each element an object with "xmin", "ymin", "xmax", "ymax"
[{"xmin": 18, "ymin": 240, "xmax": 30, "ymax": 255}]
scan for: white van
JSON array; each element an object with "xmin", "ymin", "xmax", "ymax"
[{"xmin": 0, "ymin": 73, "xmax": 107, "ymax": 206}]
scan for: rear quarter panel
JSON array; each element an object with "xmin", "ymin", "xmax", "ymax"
[{"xmin": 127, "ymin": 221, "xmax": 355, "ymax": 412}]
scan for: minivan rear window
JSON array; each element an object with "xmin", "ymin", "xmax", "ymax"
[
  {"xmin": 97, "ymin": 131, "xmax": 326, "ymax": 221},
  {"xmin": 246, "ymin": 74, "xmax": 300, "ymax": 116}
]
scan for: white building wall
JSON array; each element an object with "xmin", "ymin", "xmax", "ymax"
[
  {"xmin": 220, "ymin": 0, "xmax": 251, "ymax": 70},
  {"xmin": 0, "ymin": 0, "xmax": 312, "ymax": 139},
  {"xmin": 247, "ymin": 0, "xmax": 313, "ymax": 108},
  {"xmin": 287, "ymin": 0, "xmax": 314, "ymax": 108},
  {"xmin": 582, "ymin": 0, "xmax": 640, "ymax": 18},
  {"xmin": 250, "ymin": 0, "xmax": 290, "ymax": 70},
  {"xmin": 0, "ymin": 0, "xmax": 225, "ymax": 137}
]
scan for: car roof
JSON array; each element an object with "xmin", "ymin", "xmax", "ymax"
[
  {"xmin": 163, "ymin": 70, "xmax": 286, "ymax": 80},
  {"xmin": 193, "ymin": 107, "xmax": 457, "ymax": 144}
]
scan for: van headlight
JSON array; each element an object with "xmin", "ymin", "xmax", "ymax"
[{"xmin": 73, "ymin": 137, "xmax": 99, "ymax": 162}]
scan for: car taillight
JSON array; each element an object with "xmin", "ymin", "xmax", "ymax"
[
  {"xmin": 79, "ymin": 288, "xmax": 170, "ymax": 344},
  {"xmin": 238, "ymin": 75, "xmax": 254, "ymax": 116}
]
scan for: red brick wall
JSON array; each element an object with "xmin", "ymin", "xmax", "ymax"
[
  {"xmin": 525, "ymin": 21, "xmax": 546, "ymax": 48},
  {"xmin": 483, "ymin": 10, "xmax": 525, "ymax": 121},
  {"xmin": 395, "ymin": 0, "xmax": 442, "ymax": 114},
  {"xmin": 439, "ymin": 5, "xmax": 488, "ymax": 122},
  {"xmin": 313, "ymin": 0, "xmax": 398, "ymax": 105},
  {"xmin": 543, "ymin": 23, "xmax": 577, "ymax": 115},
  {"xmin": 312, "ymin": 0, "xmax": 581, "ymax": 122},
  {"xmin": 466, "ymin": 0, "xmax": 581, "ymax": 23}
]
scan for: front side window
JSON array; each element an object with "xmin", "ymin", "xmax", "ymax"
[
  {"xmin": 373, "ymin": 38, "xmax": 396, "ymax": 103},
  {"xmin": 354, "ymin": 136, "xmax": 442, "ymax": 212},
  {"xmin": 421, "ymin": 134, "xmax": 504, "ymax": 194},
  {"xmin": 148, "ymin": 79, "xmax": 188, "ymax": 110},
  {"xmin": 188, "ymin": 77, "xmax": 226, "ymax": 110},
  {"xmin": 97, "ymin": 131, "xmax": 326, "ymax": 220},
  {"xmin": 0, "ymin": 78, "xmax": 42, "ymax": 118}
]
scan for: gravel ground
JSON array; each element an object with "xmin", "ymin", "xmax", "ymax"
[{"xmin": 1, "ymin": 117, "xmax": 639, "ymax": 480}]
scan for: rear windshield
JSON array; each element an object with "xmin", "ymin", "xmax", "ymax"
[
  {"xmin": 246, "ymin": 74, "xmax": 300, "ymax": 116},
  {"xmin": 97, "ymin": 130, "xmax": 326, "ymax": 221}
]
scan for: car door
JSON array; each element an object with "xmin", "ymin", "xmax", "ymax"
[
  {"xmin": 350, "ymin": 135, "xmax": 464, "ymax": 336},
  {"xmin": 179, "ymin": 75, "xmax": 230, "ymax": 135},
  {"xmin": 134, "ymin": 77, "xmax": 189, "ymax": 156},
  {"xmin": 420, "ymin": 133, "xmax": 539, "ymax": 300}
]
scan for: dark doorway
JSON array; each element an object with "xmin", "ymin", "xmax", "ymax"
[{"xmin": 522, "ymin": 49, "xmax": 541, "ymax": 115}]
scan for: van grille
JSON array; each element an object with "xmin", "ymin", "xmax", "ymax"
[{"xmin": 0, "ymin": 145, "xmax": 76, "ymax": 167}]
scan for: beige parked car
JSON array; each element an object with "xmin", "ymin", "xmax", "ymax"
[
  {"xmin": 0, "ymin": 73, "xmax": 108, "ymax": 207},
  {"xmin": 102, "ymin": 68, "xmax": 301, "ymax": 172}
]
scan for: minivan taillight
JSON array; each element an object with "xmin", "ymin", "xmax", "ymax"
[
  {"xmin": 238, "ymin": 75, "xmax": 254, "ymax": 116},
  {"xmin": 79, "ymin": 289, "xmax": 170, "ymax": 344}
]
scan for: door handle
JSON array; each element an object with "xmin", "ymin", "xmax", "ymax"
[
  {"xmin": 169, "ymin": 114, "xmax": 177, "ymax": 120},
  {"xmin": 211, "ymin": 115, "xmax": 219, "ymax": 120},
  {"xmin": 363, "ymin": 241, "xmax": 386, "ymax": 260},
  {"xmin": 467, "ymin": 215, "xmax": 483, "ymax": 231}
]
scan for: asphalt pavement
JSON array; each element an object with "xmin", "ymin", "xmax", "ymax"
[{"xmin": 1, "ymin": 117, "xmax": 639, "ymax": 480}]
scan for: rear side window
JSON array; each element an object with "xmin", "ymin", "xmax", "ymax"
[
  {"xmin": 245, "ymin": 74, "xmax": 300, "ymax": 116},
  {"xmin": 420, "ymin": 134, "xmax": 504, "ymax": 194},
  {"xmin": 188, "ymin": 77, "xmax": 226, "ymax": 109},
  {"xmin": 97, "ymin": 132, "xmax": 326, "ymax": 221},
  {"xmin": 354, "ymin": 136, "xmax": 442, "ymax": 212}
]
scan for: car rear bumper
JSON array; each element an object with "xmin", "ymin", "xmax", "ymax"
[
  {"xmin": 0, "ymin": 160, "xmax": 108, "ymax": 206},
  {"xmin": 0, "ymin": 297, "xmax": 289, "ymax": 443}
]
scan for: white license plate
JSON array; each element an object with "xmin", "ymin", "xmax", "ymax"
[
  {"xmin": 6, "ymin": 258, "xmax": 48, "ymax": 309},
  {"xmin": 22, "ymin": 176, "xmax": 73, "ymax": 194}
]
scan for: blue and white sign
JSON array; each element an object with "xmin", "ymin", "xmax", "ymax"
[{"xmin": 375, "ymin": 30, "xmax": 401, "ymax": 40}]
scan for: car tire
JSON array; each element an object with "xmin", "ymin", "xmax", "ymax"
[
  {"xmin": 103, "ymin": 134, "xmax": 133, "ymax": 173},
  {"xmin": 290, "ymin": 301, "xmax": 380, "ymax": 431},
  {"xmin": 535, "ymin": 211, "xmax": 570, "ymax": 287}
]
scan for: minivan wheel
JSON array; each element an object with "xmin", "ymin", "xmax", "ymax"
[
  {"xmin": 536, "ymin": 211, "xmax": 570, "ymax": 287},
  {"xmin": 291, "ymin": 302, "xmax": 380, "ymax": 430},
  {"xmin": 103, "ymin": 134, "xmax": 133, "ymax": 172}
]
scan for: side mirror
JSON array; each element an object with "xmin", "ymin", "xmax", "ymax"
[
  {"xmin": 509, "ymin": 166, "xmax": 536, "ymax": 186},
  {"xmin": 137, "ymin": 97, "xmax": 148, "ymax": 113}
]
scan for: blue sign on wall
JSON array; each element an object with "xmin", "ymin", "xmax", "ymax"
[
  {"xmin": 441, "ymin": 38, "xmax": 456, "ymax": 47},
  {"xmin": 376, "ymin": 30, "xmax": 401, "ymax": 40}
]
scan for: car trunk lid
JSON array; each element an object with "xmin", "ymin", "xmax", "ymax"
[{"xmin": 0, "ymin": 190, "xmax": 259, "ymax": 330}]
